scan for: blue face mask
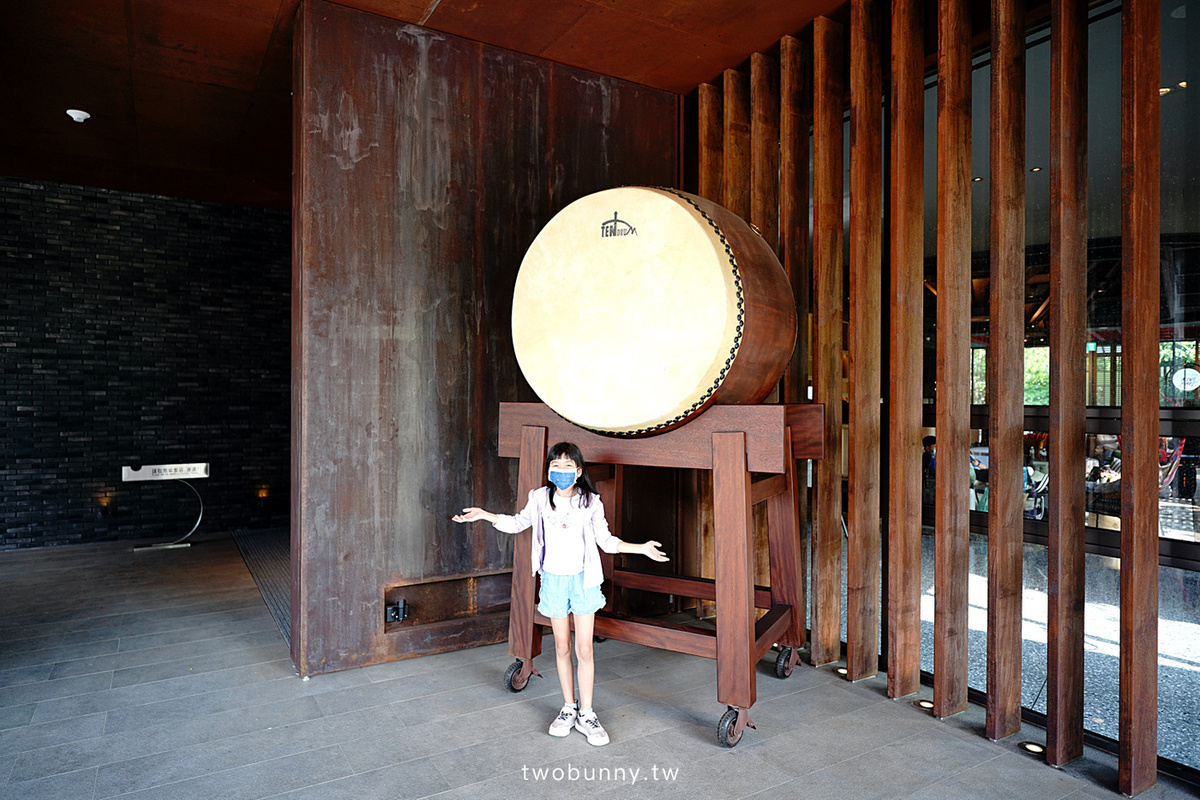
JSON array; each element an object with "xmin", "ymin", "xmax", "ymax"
[{"xmin": 548, "ymin": 469, "xmax": 577, "ymax": 491}]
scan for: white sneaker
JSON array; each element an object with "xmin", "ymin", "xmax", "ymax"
[
  {"xmin": 549, "ymin": 704, "xmax": 577, "ymax": 737},
  {"xmin": 575, "ymin": 710, "xmax": 610, "ymax": 746}
]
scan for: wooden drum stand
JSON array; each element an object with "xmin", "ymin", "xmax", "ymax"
[{"xmin": 496, "ymin": 402, "xmax": 824, "ymax": 746}]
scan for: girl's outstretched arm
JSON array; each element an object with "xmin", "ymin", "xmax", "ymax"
[
  {"xmin": 452, "ymin": 508, "xmax": 497, "ymax": 524},
  {"xmin": 616, "ymin": 540, "xmax": 669, "ymax": 562}
]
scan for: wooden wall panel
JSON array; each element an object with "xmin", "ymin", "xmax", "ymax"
[
  {"xmin": 292, "ymin": 0, "xmax": 677, "ymax": 675},
  {"xmin": 887, "ymin": 0, "xmax": 924, "ymax": 701},
  {"xmin": 847, "ymin": 0, "xmax": 883, "ymax": 682},
  {"xmin": 1046, "ymin": 0, "xmax": 1088, "ymax": 765},
  {"xmin": 811, "ymin": 15, "xmax": 844, "ymax": 667},
  {"xmin": 1119, "ymin": 0, "xmax": 1160, "ymax": 792},
  {"xmin": 986, "ymin": 0, "xmax": 1026, "ymax": 742},
  {"xmin": 934, "ymin": 0, "xmax": 971, "ymax": 718}
]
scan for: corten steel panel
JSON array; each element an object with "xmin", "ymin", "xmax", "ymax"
[
  {"xmin": 292, "ymin": 0, "xmax": 677, "ymax": 675},
  {"xmin": 887, "ymin": 0, "xmax": 925, "ymax": 701},
  {"xmin": 1119, "ymin": 0, "xmax": 1160, "ymax": 793},
  {"xmin": 934, "ymin": 0, "xmax": 972, "ymax": 719},
  {"xmin": 986, "ymin": 0, "xmax": 1026, "ymax": 741},
  {"xmin": 1046, "ymin": 0, "xmax": 1088, "ymax": 765}
]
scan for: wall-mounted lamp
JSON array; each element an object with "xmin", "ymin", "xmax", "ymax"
[
  {"xmin": 255, "ymin": 483, "xmax": 270, "ymax": 500},
  {"xmin": 95, "ymin": 490, "xmax": 115, "ymax": 519}
]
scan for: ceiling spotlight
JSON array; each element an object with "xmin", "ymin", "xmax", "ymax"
[
  {"xmin": 1030, "ymin": 167, "xmax": 1042, "ymax": 172},
  {"xmin": 66, "ymin": 109, "xmax": 91, "ymax": 123},
  {"xmin": 1180, "ymin": 81, "xmax": 1189, "ymax": 89},
  {"xmin": 1160, "ymin": 87, "xmax": 1172, "ymax": 95},
  {"xmin": 972, "ymin": 176, "xmax": 983, "ymax": 182},
  {"xmin": 1019, "ymin": 741, "xmax": 1046, "ymax": 755}
]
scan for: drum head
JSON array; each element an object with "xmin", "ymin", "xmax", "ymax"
[{"xmin": 512, "ymin": 187, "xmax": 742, "ymax": 435}]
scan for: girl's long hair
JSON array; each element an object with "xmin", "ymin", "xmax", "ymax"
[{"xmin": 544, "ymin": 441, "xmax": 597, "ymax": 509}]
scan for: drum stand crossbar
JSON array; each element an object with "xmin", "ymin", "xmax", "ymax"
[{"xmin": 496, "ymin": 402, "xmax": 824, "ymax": 747}]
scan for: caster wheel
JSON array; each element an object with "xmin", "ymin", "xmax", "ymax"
[
  {"xmin": 504, "ymin": 659, "xmax": 529, "ymax": 693},
  {"xmin": 717, "ymin": 707, "xmax": 743, "ymax": 747},
  {"xmin": 774, "ymin": 646, "xmax": 794, "ymax": 679}
]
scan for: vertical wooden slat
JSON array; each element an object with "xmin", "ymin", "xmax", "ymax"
[
  {"xmin": 1119, "ymin": 0, "xmax": 1160, "ymax": 793},
  {"xmin": 751, "ymin": 52, "xmax": 782, "ymax": 596},
  {"xmin": 780, "ymin": 34, "xmax": 812, "ymax": 649},
  {"xmin": 847, "ymin": 0, "xmax": 883, "ymax": 682},
  {"xmin": 888, "ymin": 0, "xmax": 924, "ymax": 700},
  {"xmin": 781, "ymin": 35, "xmax": 812, "ymax": 407},
  {"xmin": 699, "ymin": 83, "xmax": 724, "ymax": 206},
  {"xmin": 724, "ymin": 69, "xmax": 751, "ymax": 220},
  {"xmin": 751, "ymin": 53, "xmax": 781, "ymax": 255},
  {"xmin": 986, "ymin": 0, "xmax": 1026, "ymax": 742},
  {"xmin": 934, "ymin": 0, "xmax": 971, "ymax": 718},
  {"xmin": 690, "ymin": 81, "xmax": 724, "ymax": 621},
  {"xmin": 811, "ymin": 15, "xmax": 845, "ymax": 667},
  {"xmin": 1047, "ymin": 0, "xmax": 1088, "ymax": 766}
]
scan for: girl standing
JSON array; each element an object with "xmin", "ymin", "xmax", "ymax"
[{"xmin": 452, "ymin": 441, "xmax": 668, "ymax": 746}]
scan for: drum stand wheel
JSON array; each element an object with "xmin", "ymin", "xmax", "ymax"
[
  {"xmin": 774, "ymin": 645, "xmax": 800, "ymax": 679},
  {"xmin": 503, "ymin": 658, "xmax": 541, "ymax": 693},
  {"xmin": 717, "ymin": 705, "xmax": 756, "ymax": 748}
]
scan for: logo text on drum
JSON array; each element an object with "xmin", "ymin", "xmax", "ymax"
[{"xmin": 600, "ymin": 212, "xmax": 636, "ymax": 237}]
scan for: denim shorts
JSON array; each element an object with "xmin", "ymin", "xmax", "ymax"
[{"xmin": 537, "ymin": 571, "xmax": 605, "ymax": 619}]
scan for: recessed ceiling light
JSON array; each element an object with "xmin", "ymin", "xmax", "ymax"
[
  {"xmin": 1160, "ymin": 87, "xmax": 1172, "ymax": 95},
  {"xmin": 1180, "ymin": 81, "xmax": 1189, "ymax": 89},
  {"xmin": 1170, "ymin": 5, "xmax": 1186, "ymax": 19},
  {"xmin": 972, "ymin": 176, "xmax": 983, "ymax": 182},
  {"xmin": 1030, "ymin": 167, "xmax": 1042, "ymax": 172},
  {"xmin": 66, "ymin": 109, "xmax": 90, "ymax": 123}
]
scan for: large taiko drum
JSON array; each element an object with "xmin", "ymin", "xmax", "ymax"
[{"xmin": 512, "ymin": 186, "xmax": 797, "ymax": 436}]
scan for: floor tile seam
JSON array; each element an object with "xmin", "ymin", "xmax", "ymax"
[
  {"xmin": 33, "ymin": 668, "xmax": 303, "ymax": 728},
  {"xmin": 113, "ymin": 625, "xmax": 284, "ymax": 655},
  {"xmin": 97, "ymin": 739, "xmax": 352, "ymax": 800},
  {"xmin": 0, "ymin": 672, "xmax": 118, "ymax": 712},
  {"xmin": 110, "ymin": 626, "xmax": 286, "ymax": 659},
  {"xmin": 60, "ymin": 656, "xmax": 297, "ymax": 701},
  {"xmin": 0, "ymin": 609, "xmax": 272, "ymax": 662},
  {"xmin": 896, "ymin": 750, "xmax": 1023, "ymax": 798},
  {"xmin": 93, "ymin": 637, "xmax": 292, "ymax": 680}
]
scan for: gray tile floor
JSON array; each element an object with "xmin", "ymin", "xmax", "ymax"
[{"xmin": 1, "ymin": 535, "xmax": 1196, "ymax": 800}]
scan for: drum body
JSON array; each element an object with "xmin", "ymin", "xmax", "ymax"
[{"xmin": 512, "ymin": 187, "xmax": 796, "ymax": 436}]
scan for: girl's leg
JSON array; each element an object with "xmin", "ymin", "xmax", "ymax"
[
  {"xmin": 549, "ymin": 616, "xmax": 576, "ymax": 705},
  {"xmin": 572, "ymin": 612, "xmax": 596, "ymax": 711}
]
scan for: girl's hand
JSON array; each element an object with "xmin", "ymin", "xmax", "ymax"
[
  {"xmin": 452, "ymin": 507, "xmax": 495, "ymax": 524},
  {"xmin": 640, "ymin": 540, "xmax": 669, "ymax": 562}
]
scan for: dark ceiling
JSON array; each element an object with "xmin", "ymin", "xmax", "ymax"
[{"xmin": 0, "ymin": 0, "xmax": 845, "ymax": 209}]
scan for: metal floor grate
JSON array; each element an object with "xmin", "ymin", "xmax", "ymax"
[{"xmin": 231, "ymin": 527, "xmax": 291, "ymax": 647}]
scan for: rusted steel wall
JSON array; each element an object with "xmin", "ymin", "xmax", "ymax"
[{"xmin": 292, "ymin": 0, "xmax": 677, "ymax": 675}]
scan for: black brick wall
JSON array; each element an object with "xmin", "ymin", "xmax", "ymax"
[{"xmin": 0, "ymin": 177, "xmax": 290, "ymax": 549}]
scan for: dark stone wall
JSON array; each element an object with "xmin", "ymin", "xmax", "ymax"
[{"xmin": 0, "ymin": 176, "xmax": 290, "ymax": 549}]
